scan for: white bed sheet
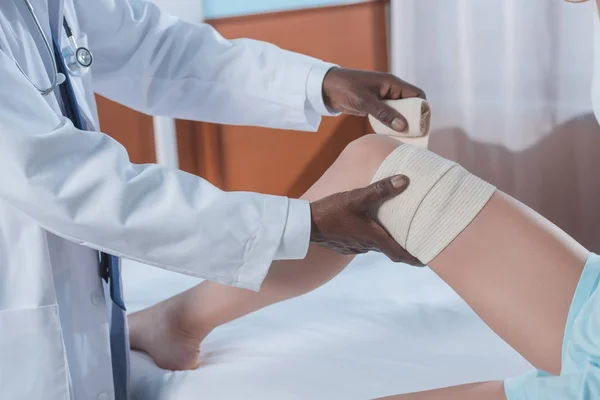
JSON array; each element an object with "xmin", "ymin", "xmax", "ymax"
[{"xmin": 123, "ymin": 253, "xmax": 532, "ymax": 400}]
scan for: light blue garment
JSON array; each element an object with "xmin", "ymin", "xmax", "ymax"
[{"xmin": 504, "ymin": 253, "xmax": 600, "ymax": 399}]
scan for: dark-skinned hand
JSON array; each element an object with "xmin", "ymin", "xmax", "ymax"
[
  {"xmin": 310, "ymin": 175, "xmax": 423, "ymax": 266},
  {"xmin": 322, "ymin": 67, "xmax": 426, "ymax": 132}
]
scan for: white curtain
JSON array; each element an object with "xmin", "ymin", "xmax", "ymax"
[{"xmin": 391, "ymin": 0, "xmax": 600, "ymax": 251}]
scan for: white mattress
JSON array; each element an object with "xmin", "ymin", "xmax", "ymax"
[{"xmin": 122, "ymin": 253, "xmax": 532, "ymax": 400}]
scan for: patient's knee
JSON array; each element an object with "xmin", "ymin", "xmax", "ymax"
[
  {"xmin": 338, "ymin": 134, "xmax": 402, "ymax": 174},
  {"xmin": 372, "ymin": 145, "xmax": 496, "ymax": 265}
]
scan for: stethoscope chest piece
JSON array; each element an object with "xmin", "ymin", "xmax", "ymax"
[
  {"xmin": 63, "ymin": 36, "xmax": 93, "ymax": 77},
  {"xmin": 76, "ymin": 47, "xmax": 93, "ymax": 68},
  {"xmin": 62, "ymin": 19, "xmax": 93, "ymax": 77}
]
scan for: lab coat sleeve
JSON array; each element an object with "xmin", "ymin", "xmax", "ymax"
[
  {"xmin": 0, "ymin": 50, "xmax": 311, "ymax": 291},
  {"xmin": 504, "ymin": 369, "xmax": 600, "ymax": 400},
  {"xmin": 75, "ymin": 0, "xmax": 337, "ymax": 131}
]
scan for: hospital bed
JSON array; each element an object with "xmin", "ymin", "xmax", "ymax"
[{"xmin": 123, "ymin": 253, "xmax": 532, "ymax": 400}]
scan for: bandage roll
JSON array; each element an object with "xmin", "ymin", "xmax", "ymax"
[
  {"xmin": 368, "ymin": 98, "xmax": 431, "ymax": 148},
  {"xmin": 371, "ymin": 145, "xmax": 496, "ymax": 265}
]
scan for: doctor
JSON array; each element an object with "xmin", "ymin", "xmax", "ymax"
[{"xmin": 0, "ymin": 0, "xmax": 425, "ymax": 399}]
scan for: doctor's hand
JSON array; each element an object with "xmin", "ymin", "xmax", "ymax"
[
  {"xmin": 322, "ymin": 68, "xmax": 426, "ymax": 133},
  {"xmin": 309, "ymin": 175, "xmax": 423, "ymax": 266}
]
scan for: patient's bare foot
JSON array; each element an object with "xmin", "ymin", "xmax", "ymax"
[{"xmin": 128, "ymin": 291, "xmax": 213, "ymax": 371}]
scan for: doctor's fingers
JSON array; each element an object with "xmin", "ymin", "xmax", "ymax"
[
  {"xmin": 367, "ymin": 220, "xmax": 421, "ymax": 264},
  {"xmin": 365, "ymin": 74, "xmax": 425, "ymax": 133},
  {"xmin": 361, "ymin": 96, "xmax": 411, "ymax": 134},
  {"xmin": 355, "ymin": 175, "xmax": 410, "ymax": 207},
  {"xmin": 378, "ymin": 74, "xmax": 426, "ymax": 101},
  {"xmin": 360, "ymin": 82, "xmax": 426, "ymax": 133},
  {"xmin": 357, "ymin": 176, "xmax": 423, "ymax": 265},
  {"xmin": 309, "ymin": 174, "xmax": 421, "ymax": 265}
]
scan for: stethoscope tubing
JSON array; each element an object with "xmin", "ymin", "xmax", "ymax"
[
  {"xmin": 19, "ymin": 0, "xmax": 62, "ymax": 96},
  {"xmin": 18, "ymin": 0, "xmax": 93, "ymax": 96}
]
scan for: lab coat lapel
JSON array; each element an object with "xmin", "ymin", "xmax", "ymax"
[
  {"xmin": 47, "ymin": 0, "xmax": 64, "ymax": 42},
  {"xmin": 24, "ymin": 0, "xmax": 65, "ymax": 46},
  {"xmin": 8, "ymin": 0, "xmax": 60, "ymax": 114},
  {"xmin": 20, "ymin": 0, "xmax": 52, "ymax": 45}
]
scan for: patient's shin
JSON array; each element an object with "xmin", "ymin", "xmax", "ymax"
[{"xmin": 371, "ymin": 144, "xmax": 496, "ymax": 265}]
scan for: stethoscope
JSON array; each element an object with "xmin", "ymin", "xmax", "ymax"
[{"xmin": 19, "ymin": 0, "xmax": 93, "ymax": 96}]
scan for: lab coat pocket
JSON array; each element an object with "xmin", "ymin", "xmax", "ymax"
[
  {"xmin": 77, "ymin": 32, "xmax": 89, "ymax": 50},
  {"xmin": 0, "ymin": 305, "xmax": 72, "ymax": 400}
]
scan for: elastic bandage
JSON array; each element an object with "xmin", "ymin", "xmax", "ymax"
[
  {"xmin": 369, "ymin": 98, "xmax": 431, "ymax": 148},
  {"xmin": 371, "ymin": 144, "xmax": 496, "ymax": 265}
]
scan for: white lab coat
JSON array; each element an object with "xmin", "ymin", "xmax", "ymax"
[{"xmin": 0, "ymin": 0, "xmax": 335, "ymax": 398}]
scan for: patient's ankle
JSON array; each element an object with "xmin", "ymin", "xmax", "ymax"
[{"xmin": 128, "ymin": 290, "xmax": 215, "ymax": 371}]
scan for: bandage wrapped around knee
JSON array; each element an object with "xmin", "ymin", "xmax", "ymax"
[{"xmin": 372, "ymin": 145, "xmax": 496, "ymax": 265}]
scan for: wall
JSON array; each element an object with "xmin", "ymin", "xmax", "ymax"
[
  {"xmin": 175, "ymin": 1, "xmax": 389, "ymax": 197},
  {"xmin": 204, "ymin": 0, "xmax": 366, "ymax": 19},
  {"xmin": 152, "ymin": 0, "xmax": 368, "ymax": 21}
]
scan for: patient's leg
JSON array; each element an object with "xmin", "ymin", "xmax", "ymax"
[
  {"xmin": 128, "ymin": 134, "xmax": 400, "ymax": 370},
  {"xmin": 377, "ymin": 381, "xmax": 507, "ymax": 400},
  {"xmin": 130, "ymin": 134, "xmax": 588, "ymax": 377}
]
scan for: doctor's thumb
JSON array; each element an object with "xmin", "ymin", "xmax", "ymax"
[
  {"xmin": 357, "ymin": 175, "xmax": 410, "ymax": 207},
  {"xmin": 366, "ymin": 100, "xmax": 408, "ymax": 133}
]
